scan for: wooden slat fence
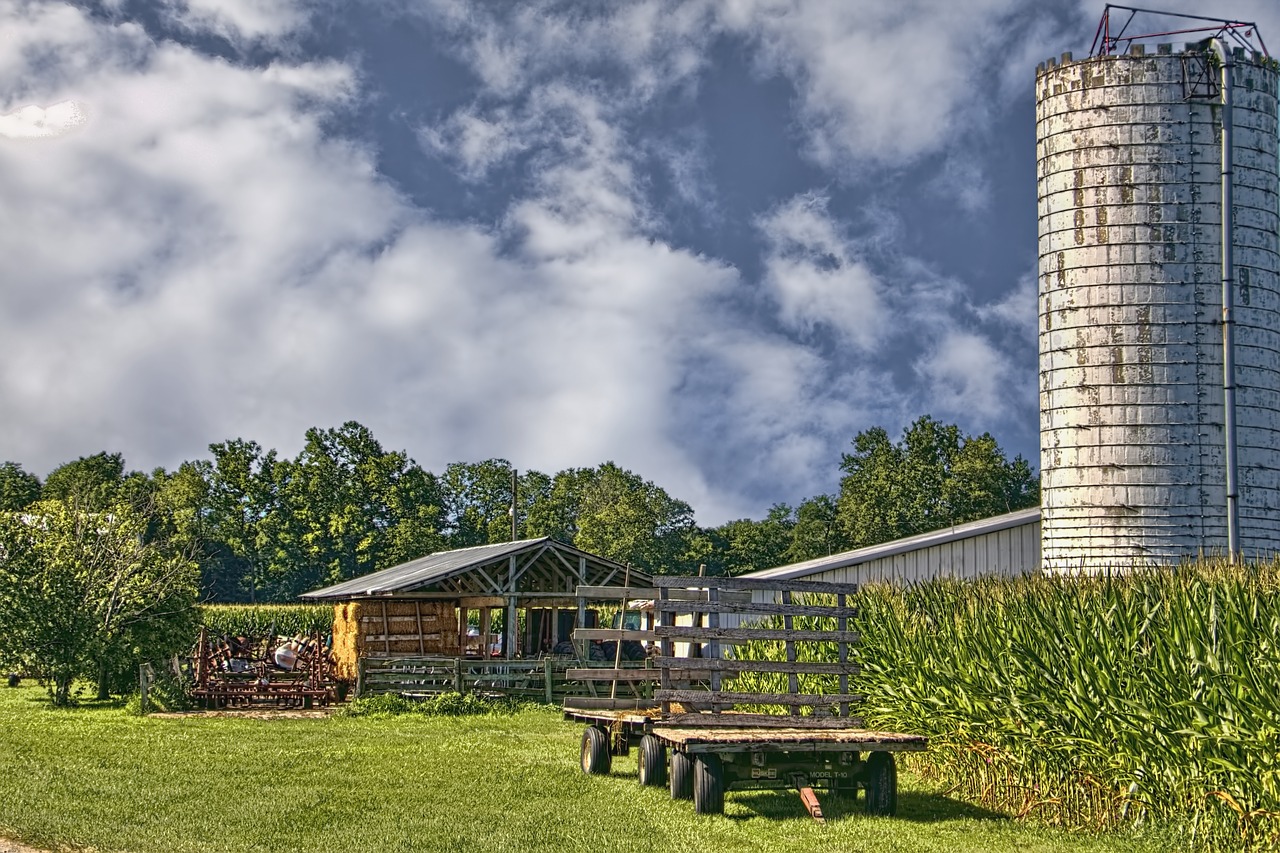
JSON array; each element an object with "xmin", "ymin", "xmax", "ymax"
[
  {"xmin": 354, "ymin": 656, "xmax": 653, "ymax": 704},
  {"xmin": 563, "ymin": 575, "xmax": 865, "ymax": 729}
]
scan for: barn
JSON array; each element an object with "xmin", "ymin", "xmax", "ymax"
[
  {"xmin": 739, "ymin": 507, "xmax": 1041, "ymax": 587},
  {"xmin": 301, "ymin": 537, "xmax": 649, "ymax": 682}
]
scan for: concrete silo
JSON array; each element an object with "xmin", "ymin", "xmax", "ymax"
[{"xmin": 1037, "ymin": 43, "xmax": 1280, "ymax": 571}]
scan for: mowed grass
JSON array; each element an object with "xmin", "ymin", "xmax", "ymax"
[{"xmin": 0, "ymin": 685, "xmax": 1174, "ymax": 853}]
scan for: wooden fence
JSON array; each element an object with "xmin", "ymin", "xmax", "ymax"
[{"xmin": 355, "ymin": 656, "xmax": 654, "ymax": 704}]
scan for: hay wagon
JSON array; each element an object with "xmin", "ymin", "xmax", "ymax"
[{"xmin": 563, "ymin": 576, "xmax": 927, "ymax": 820}]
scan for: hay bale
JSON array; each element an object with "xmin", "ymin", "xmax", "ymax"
[
  {"xmin": 331, "ymin": 601, "xmax": 364, "ymax": 682},
  {"xmin": 332, "ymin": 599, "xmax": 463, "ymax": 678}
]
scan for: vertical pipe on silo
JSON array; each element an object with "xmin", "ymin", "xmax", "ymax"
[{"xmin": 1214, "ymin": 39, "xmax": 1240, "ymax": 561}]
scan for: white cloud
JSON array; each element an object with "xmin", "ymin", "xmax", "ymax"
[
  {"xmin": 928, "ymin": 154, "xmax": 991, "ymax": 213},
  {"xmin": 0, "ymin": 0, "xmax": 1058, "ymax": 528},
  {"xmin": 0, "ymin": 100, "xmax": 88, "ymax": 139},
  {"xmin": 757, "ymin": 193, "xmax": 884, "ymax": 349},
  {"xmin": 916, "ymin": 330, "xmax": 1013, "ymax": 422},
  {"xmin": 979, "ymin": 270, "xmax": 1038, "ymax": 343},
  {"xmin": 718, "ymin": 0, "xmax": 1070, "ymax": 171},
  {"xmin": 160, "ymin": 0, "xmax": 310, "ymax": 46}
]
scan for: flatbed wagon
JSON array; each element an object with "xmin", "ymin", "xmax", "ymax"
[{"xmin": 564, "ymin": 576, "xmax": 928, "ymax": 820}]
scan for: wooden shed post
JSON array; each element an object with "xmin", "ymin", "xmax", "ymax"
[
  {"xmin": 576, "ymin": 556, "xmax": 587, "ymax": 628},
  {"xmin": 506, "ymin": 554, "xmax": 518, "ymax": 659},
  {"xmin": 505, "ymin": 597, "xmax": 518, "ymax": 660}
]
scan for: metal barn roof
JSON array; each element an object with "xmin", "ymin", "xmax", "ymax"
[
  {"xmin": 301, "ymin": 537, "xmax": 647, "ymax": 600},
  {"xmin": 741, "ymin": 507, "xmax": 1042, "ymax": 582}
]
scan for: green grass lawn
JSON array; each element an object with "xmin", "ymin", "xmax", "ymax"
[{"xmin": 0, "ymin": 685, "xmax": 1176, "ymax": 853}]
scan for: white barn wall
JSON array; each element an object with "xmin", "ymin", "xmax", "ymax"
[{"xmin": 734, "ymin": 509, "xmax": 1042, "ymax": 617}]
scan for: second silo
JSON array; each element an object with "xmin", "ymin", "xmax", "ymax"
[{"xmin": 1037, "ymin": 44, "xmax": 1280, "ymax": 571}]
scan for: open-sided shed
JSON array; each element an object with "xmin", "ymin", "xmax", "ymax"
[{"xmin": 301, "ymin": 537, "xmax": 650, "ymax": 681}]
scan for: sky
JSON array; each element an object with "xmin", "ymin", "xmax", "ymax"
[{"xmin": 3, "ymin": 0, "xmax": 1279, "ymax": 526}]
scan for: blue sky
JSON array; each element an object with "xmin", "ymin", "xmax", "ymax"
[{"xmin": 3, "ymin": 0, "xmax": 1277, "ymax": 524}]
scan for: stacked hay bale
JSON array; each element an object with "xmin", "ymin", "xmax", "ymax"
[{"xmin": 330, "ymin": 599, "xmax": 461, "ymax": 681}]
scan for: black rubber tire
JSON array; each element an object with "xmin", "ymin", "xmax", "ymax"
[
  {"xmin": 863, "ymin": 752, "xmax": 898, "ymax": 816},
  {"xmin": 670, "ymin": 750, "xmax": 693, "ymax": 800},
  {"xmin": 580, "ymin": 725, "xmax": 611, "ymax": 775},
  {"xmin": 638, "ymin": 735, "xmax": 667, "ymax": 787},
  {"xmin": 693, "ymin": 754, "xmax": 725, "ymax": 815}
]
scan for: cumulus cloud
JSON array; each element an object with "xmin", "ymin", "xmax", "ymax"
[
  {"xmin": 160, "ymin": 0, "xmax": 311, "ymax": 46},
  {"xmin": 0, "ymin": 100, "xmax": 87, "ymax": 139},
  {"xmin": 717, "ymin": 0, "xmax": 1073, "ymax": 172},
  {"xmin": 757, "ymin": 193, "xmax": 884, "ymax": 349},
  {"xmin": 916, "ymin": 330, "xmax": 1013, "ymax": 422},
  {"xmin": 1, "ymin": 0, "xmax": 1069, "ymax": 527}
]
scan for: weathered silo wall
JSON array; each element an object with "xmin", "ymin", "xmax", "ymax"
[{"xmin": 1037, "ymin": 45, "xmax": 1280, "ymax": 571}]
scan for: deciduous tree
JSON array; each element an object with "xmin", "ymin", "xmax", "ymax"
[
  {"xmin": 836, "ymin": 416, "xmax": 1039, "ymax": 548},
  {"xmin": 0, "ymin": 501, "xmax": 199, "ymax": 705}
]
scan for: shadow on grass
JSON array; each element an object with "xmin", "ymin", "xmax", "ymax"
[
  {"xmin": 727, "ymin": 788, "xmax": 1009, "ymax": 824},
  {"xmin": 6, "ymin": 684, "xmax": 126, "ymax": 713}
]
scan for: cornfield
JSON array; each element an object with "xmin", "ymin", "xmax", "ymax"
[
  {"xmin": 737, "ymin": 560, "xmax": 1280, "ymax": 850},
  {"xmin": 199, "ymin": 603, "xmax": 334, "ymax": 640}
]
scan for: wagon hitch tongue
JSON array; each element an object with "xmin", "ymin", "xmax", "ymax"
[{"xmin": 790, "ymin": 774, "xmax": 825, "ymax": 823}]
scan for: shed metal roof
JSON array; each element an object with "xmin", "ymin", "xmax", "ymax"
[
  {"xmin": 300, "ymin": 537, "xmax": 647, "ymax": 600},
  {"xmin": 740, "ymin": 507, "xmax": 1042, "ymax": 582}
]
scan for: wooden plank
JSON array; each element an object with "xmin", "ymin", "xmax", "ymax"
[
  {"xmin": 658, "ymin": 713, "xmax": 868, "ymax": 729},
  {"xmin": 575, "ymin": 586, "xmax": 751, "ymax": 604},
  {"xmin": 360, "ymin": 614, "xmax": 437, "ymax": 623},
  {"xmin": 655, "ymin": 601, "xmax": 858, "ymax": 619},
  {"xmin": 565, "ymin": 668, "xmax": 662, "ymax": 681},
  {"xmin": 362, "ymin": 633, "xmax": 445, "ymax": 643},
  {"xmin": 708, "ymin": 586, "xmax": 721, "ymax": 712},
  {"xmin": 575, "ymin": 586, "xmax": 654, "ymax": 600},
  {"xmin": 654, "ymin": 627, "xmax": 860, "ymax": 644},
  {"xmin": 783, "ymin": 590, "xmax": 799, "ymax": 716},
  {"xmin": 656, "ymin": 658, "xmax": 860, "ymax": 676},
  {"xmin": 572, "ymin": 628, "xmax": 655, "ymax": 642},
  {"xmin": 654, "ymin": 689, "xmax": 864, "ymax": 706},
  {"xmin": 563, "ymin": 696, "xmax": 655, "ymax": 711},
  {"xmin": 837, "ymin": 591, "xmax": 849, "ymax": 718},
  {"xmin": 415, "ymin": 601, "xmax": 425, "ymax": 655},
  {"xmin": 652, "ymin": 576, "xmax": 858, "ymax": 594},
  {"xmin": 658, "ymin": 586, "xmax": 672, "ymax": 717},
  {"xmin": 380, "ymin": 600, "xmax": 390, "ymax": 655}
]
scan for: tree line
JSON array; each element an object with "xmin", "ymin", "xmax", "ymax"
[{"xmin": 1, "ymin": 415, "xmax": 1039, "ymax": 604}]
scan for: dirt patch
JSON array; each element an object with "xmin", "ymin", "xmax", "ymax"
[{"xmin": 0, "ymin": 836, "xmax": 48, "ymax": 853}]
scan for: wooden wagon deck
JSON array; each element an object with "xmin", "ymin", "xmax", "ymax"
[{"xmin": 566, "ymin": 576, "xmax": 927, "ymax": 820}]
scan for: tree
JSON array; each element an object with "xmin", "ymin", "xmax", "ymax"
[
  {"xmin": 204, "ymin": 439, "xmax": 279, "ymax": 602},
  {"xmin": 261, "ymin": 422, "xmax": 446, "ymax": 600},
  {"xmin": 787, "ymin": 494, "xmax": 847, "ymax": 561},
  {"xmin": 0, "ymin": 462, "xmax": 41, "ymax": 511},
  {"xmin": 704, "ymin": 504, "xmax": 797, "ymax": 576},
  {"xmin": 565, "ymin": 458, "xmax": 696, "ymax": 571},
  {"xmin": 440, "ymin": 459, "xmax": 518, "ymax": 548},
  {"xmin": 41, "ymin": 452, "xmax": 126, "ymax": 511},
  {"xmin": 836, "ymin": 415, "xmax": 1039, "ymax": 549},
  {"xmin": 0, "ymin": 501, "xmax": 199, "ymax": 705}
]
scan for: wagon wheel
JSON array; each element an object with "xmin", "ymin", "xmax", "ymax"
[
  {"xmin": 669, "ymin": 749, "xmax": 693, "ymax": 800},
  {"xmin": 863, "ymin": 752, "xmax": 897, "ymax": 816},
  {"xmin": 693, "ymin": 754, "xmax": 724, "ymax": 815},
  {"xmin": 638, "ymin": 735, "xmax": 666, "ymax": 787},
  {"xmin": 580, "ymin": 725, "xmax": 611, "ymax": 775}
]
